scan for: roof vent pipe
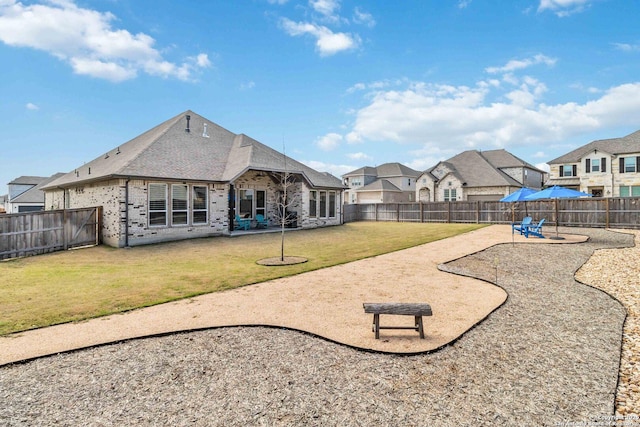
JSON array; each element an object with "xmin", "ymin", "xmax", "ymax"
[{"xmin": 185, "ymin": 114, "xmax": 191, "ymax": 133}]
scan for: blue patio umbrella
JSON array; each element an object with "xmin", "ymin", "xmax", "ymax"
[
  {"xmin": 524, "ymin": 186, "xmax": 592, "ymax": 239},
  {"xmin": 523, "ymin": 185, "xmax": 592, "ymax": 201},
  {"xmin": 499, "ymin": 187, "xmax": 537, "ymax": 202}
]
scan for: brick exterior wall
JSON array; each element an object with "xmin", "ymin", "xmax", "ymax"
[{"xmin": 45, "ymin": 172, "xmax": 343, "ymax": 248}]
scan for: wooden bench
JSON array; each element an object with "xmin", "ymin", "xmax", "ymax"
[{"xmin": 363, "ymin": 303, "xmax": 433, "ymax": 339}]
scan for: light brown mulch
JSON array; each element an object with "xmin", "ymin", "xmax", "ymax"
[{"xmin": 0, "ymin": 225, "xmax": 585, "ymax": 365}]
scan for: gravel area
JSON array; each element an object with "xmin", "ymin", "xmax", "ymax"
[
  {"xmin": 575, "ymin": 229, "xmax": 640, "ymax": 418},
  {"xmin": 0, "ymin": 228, "xmax": 637, "ymax": 426}
]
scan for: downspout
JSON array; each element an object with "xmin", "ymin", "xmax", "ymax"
[{"xmin": 125, "ymin": 178, "xmax": 130, "ymax": 248}]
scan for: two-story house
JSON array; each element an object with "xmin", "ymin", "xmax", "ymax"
[
  {"xmin": 416, "ymin": 149, "xmax": 545, "ymax": 202},
  {"xmin": 547, "ymin": 130, "xmax": 640, "ymax": 197},
  {"xmin": 342, "ymin": 163, "xmax": 421, "ymax": 204},
  {"xmin": 5, "ymin": 174, "xmax": 64, "ymax": 213}
]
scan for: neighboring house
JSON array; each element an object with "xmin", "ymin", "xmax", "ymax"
[
  {"xmin": 42, "ymin": 111, "xmax": 346, "ymax": 248},
  {"xmin": 0, "ymin": 194, "xmax": 7, "ymax": 213},
  {"xmin": 342, "ymin": 163, "xmax": 421, "ymax": 204},
  {"xmin": 6, "ymin": 174, "xmax": 64, "ymax": 213},
  {"xmin": 547, "ymin": 130, "xmax": 640, "ymax": 197},
  {"xmin": 416, "ymin": 149, "xmax": 545, "ymax": 202}
]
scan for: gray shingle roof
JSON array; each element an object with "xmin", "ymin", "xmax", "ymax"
[
  {"xmin": 43, "ymin": 111, "xmax": 344, "ymax": 190},
  {"xmin": 8, "ymin": 176, "xmax": 49, "ymax": 185},
  {"xmin": 342, "ymin": 166, "xmax": 378, "ymax": 177},
  {"xmin": 12, "ymin": 173, "xmax": 65, "ymax": 203},
  {"xmin": 479, "ymin": 149, "xmax": 542, "ymax": 171},
  {"xmin": 359, "ymin": 179, "xmax": 402, "ymax": 192},
  {"xmin": 342, "ymin": 162, "xmax": 420, "ymax": 178},
  {"xmin": 428, "ymin": 150, "xmax": 522, "ymax": 188},
  {"xmin": 549, "ymin": 130, "xmax": 640, "ymax": 164}
]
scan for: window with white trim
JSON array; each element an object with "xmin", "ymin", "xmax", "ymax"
[
  {"xmin": 172, "ymin": 184, "xmax": 189, "ymax": 225},
  {"xmin": 319, "ymin": 191, "xmax": 327, "ymax": 218},
  {"xmin": 238, "ymin": 189, "xmax": 253, "ymax": 218},
  {"xmin": 148, "ymin": 183, "xmax": 209, "ymax": 227},
  {"xmin": 149, "ymin": 183, "xmax": 168, "ymax": 226},
  {"xmin": 192, "ymin": 186, "xmax": 208, "ymax": 224},
  {"xmin": 625, "ymin": 157, "xmax": 637, "ymax": 173},
  {"xmin": 444, "ymin": 189, "xmax": 456, "ymax": 201},
  {"xmin": 329, "ymin": 191, "xmax": 336, "ymax": 218},
  {"xmin": 620, "ymin": 186, "xmax": 640, "ymax": 197},
  {"xmin": 309, "ymin": 190, "xmax": 317, "ymax": 218}
]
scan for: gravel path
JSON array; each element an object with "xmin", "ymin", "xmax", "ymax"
[{"xmin": 0, "ymin": 228, "xmax": 637, "ymax": 426}]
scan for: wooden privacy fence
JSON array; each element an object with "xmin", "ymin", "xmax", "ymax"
[
  {"xmin": 0, "ymin": 207, "xmax": 102, "ymax": 260},
  {"xmin": 343, "ymin": 197, "xmax": 640, "ymax": 230}
]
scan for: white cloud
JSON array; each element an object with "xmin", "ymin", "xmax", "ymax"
[
  {"xmin": 0, "ymin": 0, "xmax": 211, "ymax": 82},
  {"xmin": 613, "ymin": 42, "xmax": 640, "ymax": 52},
  {"xmin": 316, "ymin": 132, "xmax": 343, "ymax": 151},
  {"xmin": 26, "ymin": 102, "xmax": 39, "ymax": 110},
  {"xmin": 343, "ymin": 80, "xmax": 640, "ymax": 160},
  {"xmin": 346, "ymin": 152, "xmax": 372, "ymax": 161},
  {"xmin": 240, "ymin": 81, "xmax": 256, "ymax": 90},
  {"xmin": 458, "ymin": 0, "xmax": 472, "ymax": 9},
  {"xmin": 486, "ymin": 54, "xmax": 557, "ymax": 74},
  {"xmin": 310, "ymin": 0, "xmax": 340, "ymax": 19},
  {"xmin": 536, "ymin": 162, "xmax": 551, "ymax": 172},
  {"xmin": 353, "ymin": 7, "xmax": 375, "ymax": 28},
  {"xmin": 302, "ymin": 159, "xmax": 353, "ymax": 177},
  {"xmin": 537, "ymin": 0, "xmax": 593, "ymax": 17},
  {"xmin": 280, "ymin": 18, "xmax": 359, "ymax": 56}
]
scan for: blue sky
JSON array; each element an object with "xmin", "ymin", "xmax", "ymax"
[{"xmin": 2, "ymin": 0, "xmax": 640, "ymax": 190}]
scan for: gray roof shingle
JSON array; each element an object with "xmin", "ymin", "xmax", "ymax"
[
  {"xmin": 43, "ymin": 111, "xmax": 344, "ymax": 190},
  {"xmin": 427, "ymin": 150, "xmax": 523, "ymax": 188},
  {"xmin": 549, "ymin": 130, "xmax": 640, "ymax": 164}
]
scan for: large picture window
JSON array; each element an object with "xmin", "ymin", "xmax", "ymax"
[
  {"xmin": 149, "ymin": 183, "xmax": 167, "ymax": 226},
  {"xmin": 148, "ymin": 183, "xmax": 208, "ymax": 227}
]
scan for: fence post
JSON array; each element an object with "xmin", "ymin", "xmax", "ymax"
[
  {"xmin": 62, "ymin": 209, "xmax": 68, "ymax": 251},
  {"xmin": 375, "ymin": 203, "xmax": 378, "ymax": 222},
  {"xmin": 605, "ymin": 198, "xmax": 610, "ymax": 228},
  {"xmin": 420, "ymin": 202, "xmax": 424, "ymax": 223},
  {"xmin": 96, "ymin": 206, "xmax": 103, "ymax": 245},
  {"xmin": 397, "ymin": 203, "xmax": 400, "ymax": 222},
  {"xmin": 476, "ymin": 201, "xmax": 480, "ymax": 224},
  {"xmin": 447, "ymin": 202, "xmax": 451, "ymax": 223}
]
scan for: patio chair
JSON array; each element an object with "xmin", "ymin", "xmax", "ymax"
[
  {"xmin": 512, "ymin": 216, "xmax": 532, "ymax": 235},
  {"xmin": 235, "ymin": 214, "xmax": 251, "ymax": 230},
  {"xmin": 524, "ymin": 218, "xmax": 545, "ymax": 238},
  {"xmin": 255, "ymin": 214, "xmax": 268, "ymax": 228}
]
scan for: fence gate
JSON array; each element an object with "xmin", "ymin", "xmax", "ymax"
[{"xmin": 0, "ymin": 207, "xmax": 101, "ymax": 260}]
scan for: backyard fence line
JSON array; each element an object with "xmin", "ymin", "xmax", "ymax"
[
  {"xmin": 342, "ymin": 197, "xmax": 640, "ymax": 230},
  {"xmin": 0, "ymin": 207, "xmax": 102, "ymax": 260}
]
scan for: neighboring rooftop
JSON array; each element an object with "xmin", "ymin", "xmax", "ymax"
[{"xmin": 549, "ymin": 130, "xmax": 640, "ymax": 164}]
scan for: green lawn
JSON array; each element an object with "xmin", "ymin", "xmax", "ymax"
[{"xmin": 0, "ymin": 222, "xmax": 485, "ymax": 336}]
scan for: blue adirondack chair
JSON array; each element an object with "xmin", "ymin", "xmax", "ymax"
[
  {"xmin": 255, "ymin": 214, "xmax": 268, "ymax": 228},
  {"xmin": 524, "ymin": 218, "xmax": 545, "ymax": 238},
  {"xmin": 235, "ymin": 214, "xmax": 251, "ymax": 230},
  {"xmin": 512, "ymin": 216, "xmax": 532, "ymax": 235}
]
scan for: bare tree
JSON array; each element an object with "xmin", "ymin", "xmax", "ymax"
[{"xmin": 275, "ymin": 147, "xmax": 299, "ymax": 261}]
